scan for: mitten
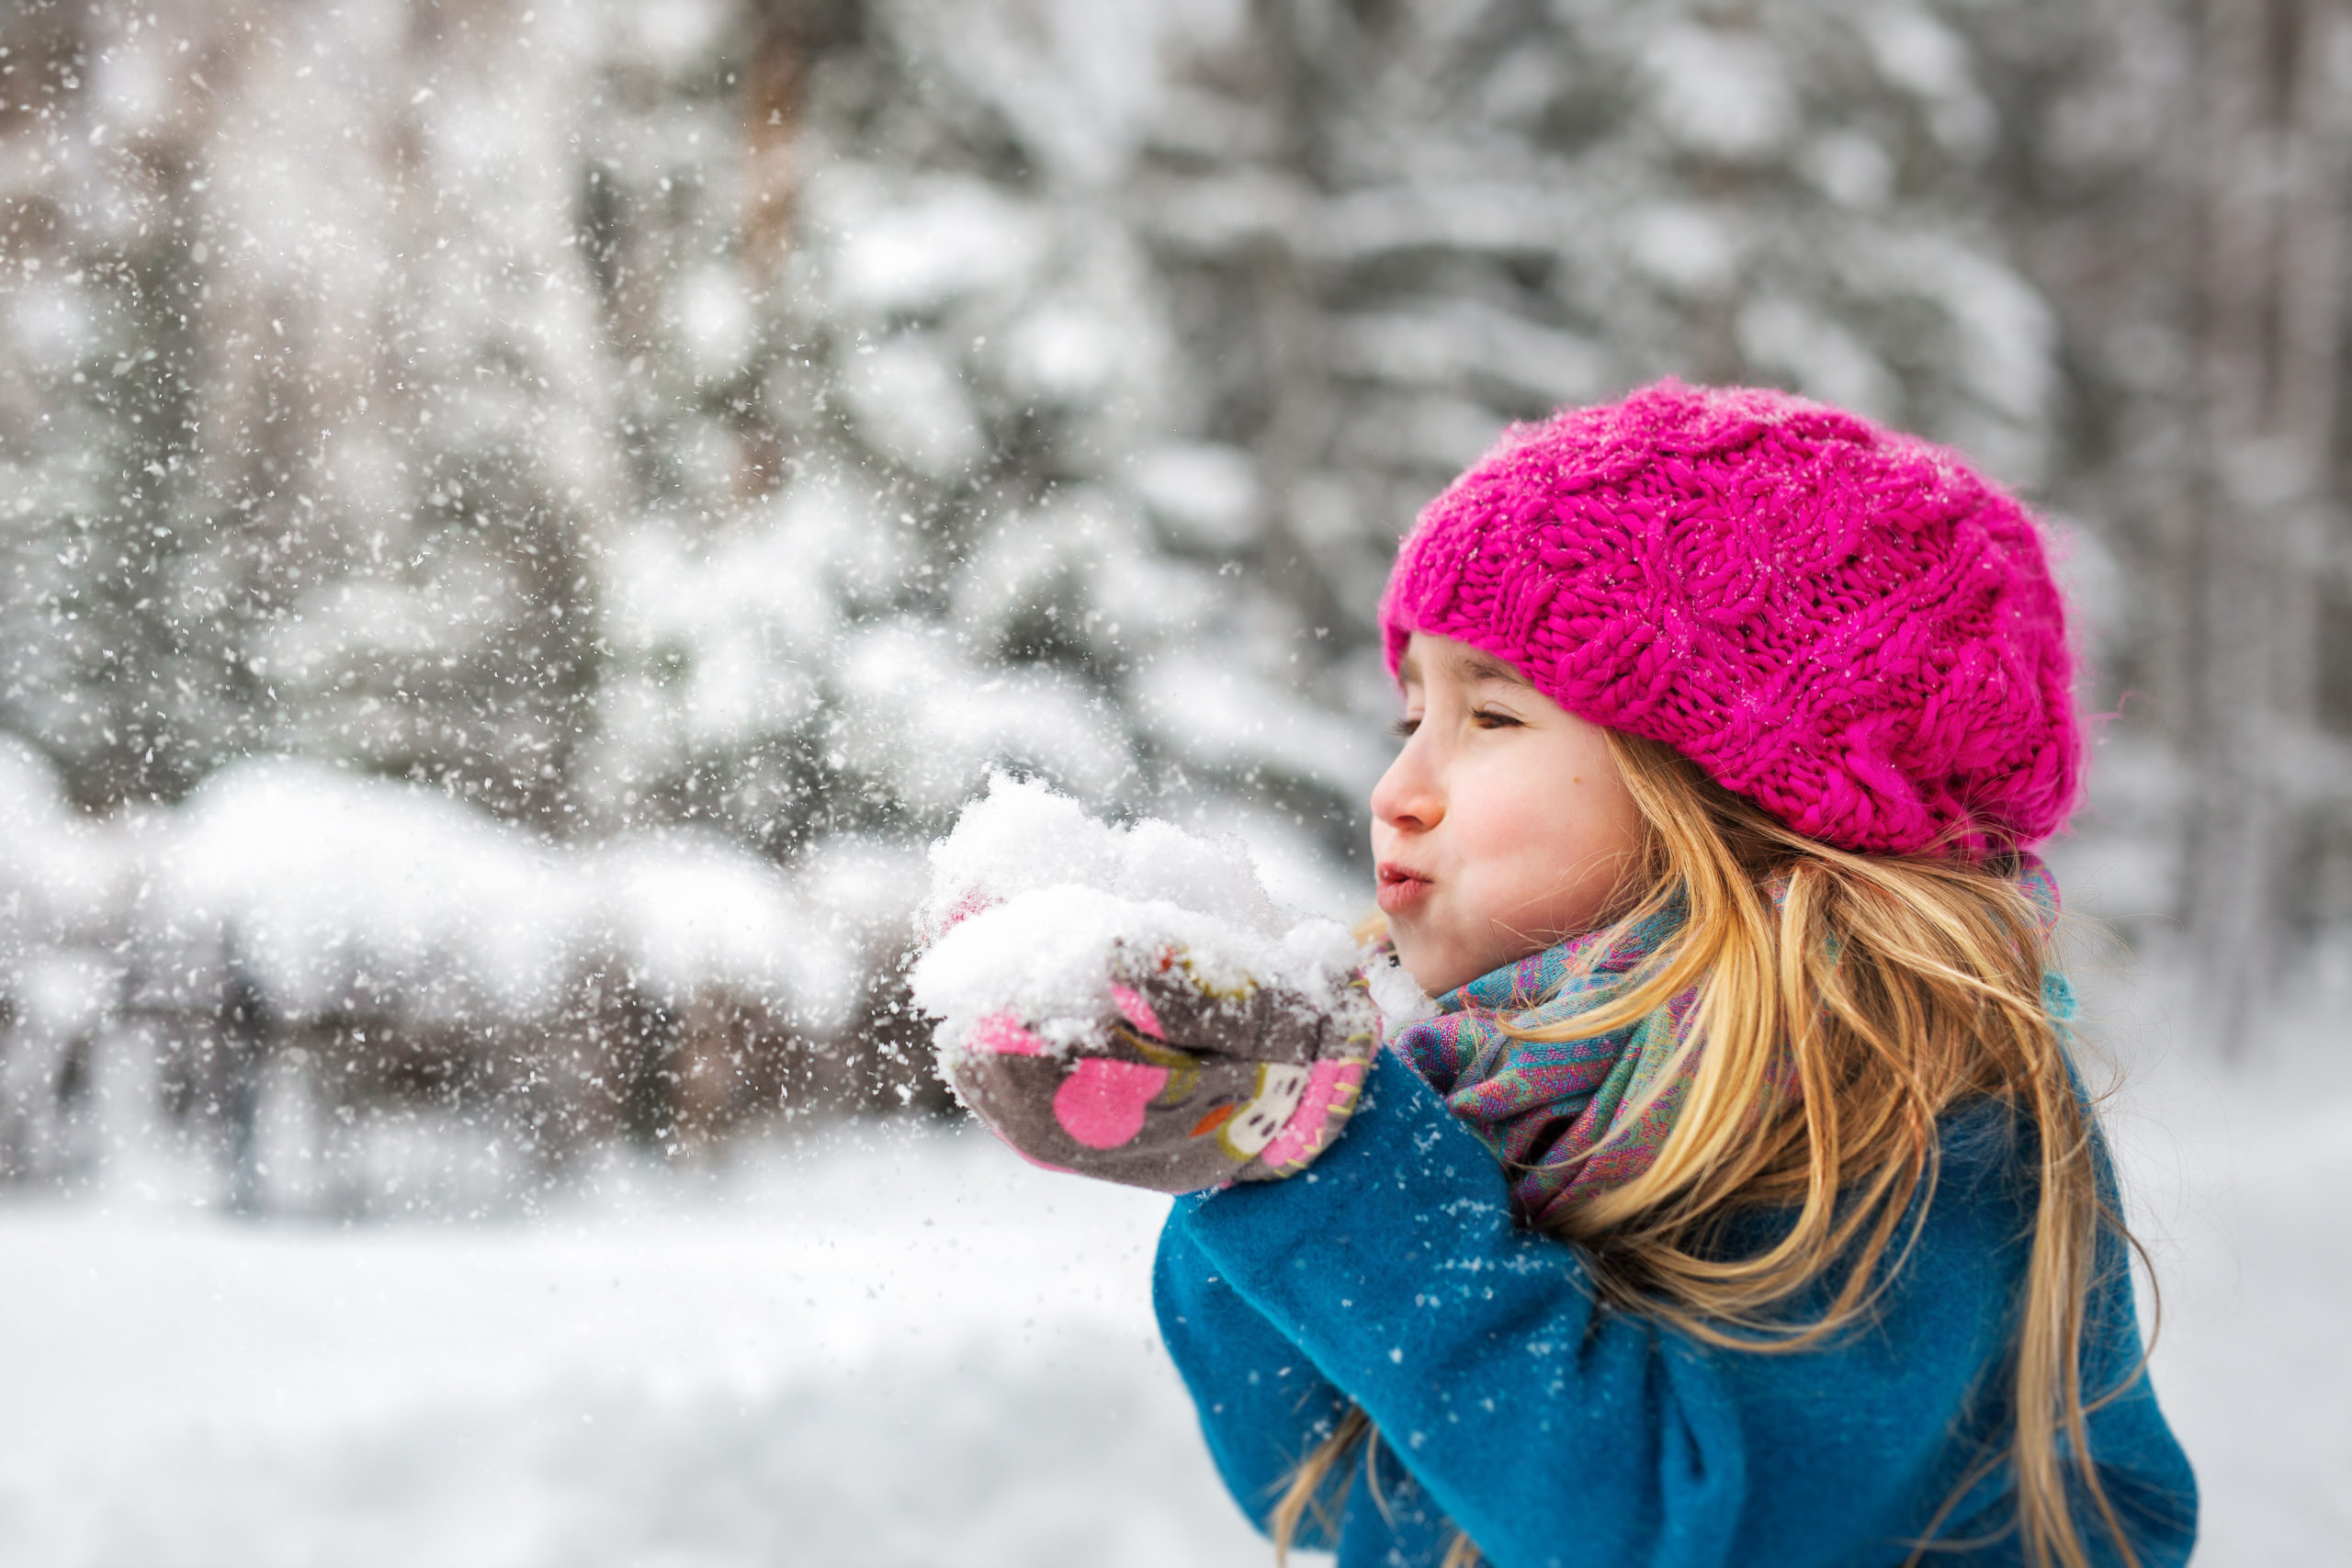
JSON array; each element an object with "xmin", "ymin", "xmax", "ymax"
[
  {"xmin": 933, "ymin": 935, "xmax": 1377, "ymax": 1192},
  {"xmin": 906, "ymin": 776, "xmax": 1385, "ymax": 1194}
]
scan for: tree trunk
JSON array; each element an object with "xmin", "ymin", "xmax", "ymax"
[{"xmin": 2185, "ymin": 0, "xmax": 2350, "ymax": 1049}]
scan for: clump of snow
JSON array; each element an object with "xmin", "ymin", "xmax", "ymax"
[
  {"xmin": 1131, "ymin": 442, "xmax": 1261, "ymax": 551},
  {"xmin": 910, "ymin": 776, "xmax": 1366, "ymax": 1055},
  {"xmin": 1860, "ymin": 7, "xmax": 1995, "ymax": 158},
  {"xmin": 137, "ymin": 758, "xmax": 850, "ymax": 1031},
  {"xmin": 1128, "ymin": 652, "xmax": 1390, "ymax": 798},
  {"xmin": 1362, "ymin": 950, "xmax": 1438, "ymax": 1038},
  {"xmin": 586, "ymin": 833, "xmax": 856, "ymax": 1031},
  {"xmin": 834, "ymin": 624, "xmax": 1132, "ymax": 812},
  {"xmin": 1642, "ymin": 26, "xmax": 1796, "ymax": 162},
  {"xmin": 1621, "ymin": 203, "xmax": 1739, "ymax": 298},
  {"xmin": 146, "ymin": 759, "xmax": 589, "ymax": 1024},
  {"xmin": 794, "ymin": 835, "xmax": 931, "ymax": 953},
  {"xmin": 0, "ymin": 738, "xmax": 131, "ymax": 957},
  {"xmin": 1736, "ymin": 295, "xmax": 1900, "ymax": 422},
  {"xmin": 840, "ymin": 333, "xmax": 985, "ymax": 479},
  {"xmin": 810, "ymin": 169, "xmax": 1042, "ymax": 318}
]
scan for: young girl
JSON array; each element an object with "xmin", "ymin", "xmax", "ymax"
[{"xmin": 920, "ymin": 381, "xmax": 2196, "ymax": 1567}]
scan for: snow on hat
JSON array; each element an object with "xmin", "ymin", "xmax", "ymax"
[{"xmin": 1378, "ymin": 378, "xmax": 2081, "ymax": 857}]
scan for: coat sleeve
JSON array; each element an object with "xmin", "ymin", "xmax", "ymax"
[
  {"xmin": 1154, "ymin": 1049, "xmax": 2197, "ymax": 1568},
  {"xmin": 1152, "ymin": 1221, "xmax": 1356, "ymax": 1549}
]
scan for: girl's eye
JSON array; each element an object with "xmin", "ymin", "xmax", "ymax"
[
  {"xmin": 1472, "ymin": 708, "xmax": 1523, "ymax": 729},
  {"xmin": 1390, "ymin": 716, "xmax": 1421, "ymax": 739}
]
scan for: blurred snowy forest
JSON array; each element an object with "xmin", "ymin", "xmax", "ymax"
[
  {"xmin": 6, "ymin": 3, "xmax": 2352, "ymax": 1564},
  {"xmin": 3, "ymin": 0, "xmax": 2350, "ymax": 1204}
]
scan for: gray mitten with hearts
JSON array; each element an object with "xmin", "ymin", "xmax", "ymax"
[{"xmin": 909, "ymin": 778, "xmax": 1385, "ymax": 1194}]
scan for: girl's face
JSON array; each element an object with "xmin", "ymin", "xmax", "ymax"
[{"xmin": 1371, "ymin": 633, "xmax": 1645, "ymax": 996}]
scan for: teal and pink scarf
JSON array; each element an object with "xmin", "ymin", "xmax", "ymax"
[{"xmin": 1389, "ymin": 856, "xmax": 2063, "ymax": 1226}]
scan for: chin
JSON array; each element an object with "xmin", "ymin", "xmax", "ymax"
[
  {"xmin": 1383, "ymin": 931, "xmax": 1435, "ymax": 990},
  {"xmin": 1390, "ymin": 942, "xmax": 1464, "ymax": 998}
]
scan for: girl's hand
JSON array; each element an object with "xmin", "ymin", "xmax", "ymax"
[
  {"xmin": 908, "ymin": 776, "xmax": 1385, "ymax": 1193},
  {"xmin": 934, "ymin": 942, "xmax": 1378, "ymax": 1195}
]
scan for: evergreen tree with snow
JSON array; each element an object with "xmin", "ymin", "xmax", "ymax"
[{"xmin": 2, "ymin": 0, "xmax": 2346, "ymax": 1100}]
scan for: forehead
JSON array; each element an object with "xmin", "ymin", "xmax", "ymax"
[{"xmin": 1396, "ymin": 636, "xmax": 1528, "ymax": 688}]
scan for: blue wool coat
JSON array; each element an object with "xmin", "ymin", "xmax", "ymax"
[{"xmin": 1155, "ymin": 1050, "xmax": 2197, "ymax": 1568}]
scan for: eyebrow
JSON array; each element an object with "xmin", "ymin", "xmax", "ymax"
[
  {"xmin": 1396, "ymin": 645, "xmax": 1530, "ymax": 690},
  {"xmin": 1456, "ymin": 649, "xmax": 1528, "ymax": 686}
]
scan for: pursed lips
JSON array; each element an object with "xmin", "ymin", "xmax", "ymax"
[{"xmin": 1375, "ymin": 860, "xmax": 1433, "ymax": 914}]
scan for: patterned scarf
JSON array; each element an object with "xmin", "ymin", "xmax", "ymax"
[{"xmin": 1389, "ymin": 855, "xmax": 2062, "ymax": 1226}]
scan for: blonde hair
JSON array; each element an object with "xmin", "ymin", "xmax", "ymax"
[{"xmin": 1272, "ymin": 732, "xmax": 2151, "ymax": 1568}]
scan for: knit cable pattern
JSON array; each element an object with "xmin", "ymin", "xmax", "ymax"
[{"xmin": 1379, "ymin": 379, "xmax": 2081, "ymax": 857}]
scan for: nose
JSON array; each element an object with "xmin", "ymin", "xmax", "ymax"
[{"xmin": 1371, "ymin": 732, "xmax": 1443, "ymax": 835}]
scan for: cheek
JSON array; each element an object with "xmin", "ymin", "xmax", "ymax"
[
  {"xmin": 1463, "ymin": 766, "xmax": 1635, "ymax": 913},
  {"xmin": 1460, "ymin": 770, "xmax": 1579, "ymax": 863}
]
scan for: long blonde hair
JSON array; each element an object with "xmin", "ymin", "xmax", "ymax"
[{"xmin": 1272, "ymin": 732, "xmax": 2151, "ymax": 1568}]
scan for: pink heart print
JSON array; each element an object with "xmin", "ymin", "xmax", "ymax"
[
  {"xmin": 1053, "ymin": 1056, "xmax": 1172, "ymax": 1149},
  {"xmin": 937, "ymin": 954, "xmax": 1379, "ymax": 1192}
]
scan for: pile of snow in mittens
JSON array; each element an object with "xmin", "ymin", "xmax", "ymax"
[{"xmin": 909, "ymin": 776, "xmax": 1394, "ymax": 1192}]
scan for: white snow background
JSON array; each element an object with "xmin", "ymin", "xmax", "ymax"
[
  {"xmin": 0, "ymin": 1122, "xmax": 1267, "ymax": 1568},
  {"xmin": 1, "ymin": 1, "xmax": 2346, "ymax": 1560},
  {"xmin": 0, "ymin": 886, "xmax": 2346, "ymax": 1565}
]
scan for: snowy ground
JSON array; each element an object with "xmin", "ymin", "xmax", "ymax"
[
  {"xmin": 2082, "ymin": 969, "xmax": 2352, "ymax": 1568},
  {"xmin": 0, "ymin": 1124, "xmax": 1277, "ymax": 1568},
  {"xmin": 1, "ymin": 962, "xmax": 2345, "ymax": 1566}
]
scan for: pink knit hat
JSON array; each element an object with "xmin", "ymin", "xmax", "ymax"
[{"xmin": 1379, "ymin": 379, "xmax": 2081, "ymax": 857}]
